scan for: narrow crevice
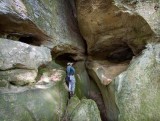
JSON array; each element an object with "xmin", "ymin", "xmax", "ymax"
[
  {"xmin": 67, "ymin": 0, "xmax": 88, "ymax": 56},
  {"xmin": 87, "ymin": 74, "xmax": 108, "ymax": 121}
]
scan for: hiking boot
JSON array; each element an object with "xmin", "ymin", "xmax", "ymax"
[
  {"xmin": 70, "ymin": 91, "xmax": 74, "ymax": 97},
  {"xmin": 69, "ymin": 91, "xmax": 72, "ymax": 98},
  {"xmin": 72, "ymin": 91, "xmax": 74, "ymax": 96}
]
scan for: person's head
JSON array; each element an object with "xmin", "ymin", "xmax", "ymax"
[{"xmin": 67, "ymin": 62, "xmax": 73, "ymax": 66}]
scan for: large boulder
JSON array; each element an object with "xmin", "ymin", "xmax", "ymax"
[
  {"xmin": 115, "ymin": 43, "xmax": 160, "ymax": 121},
  {"xmin": 0, "ymin": 38, "xmax": 51, "ymax": 86},
  {"xmin": 0, "ymin": 38, "xmax": 51, "ymax": 70},
  {"xmin": 0, "ymin": 69, "xmax": 68, "ymax": 121},
  {"xmin": 76, "ymin": 0, "xmax": 154, "ymax": 59},
  {"xmin": 86, "ymin": 60, "xmax": 128, "ymax": 86},
  {"xmin": 64, "ymin": 96, "xmax": 102, "ymax": 121},
  {"xmin": 0, "ymin": 0, "xmax": 85, "ymax": 60}
]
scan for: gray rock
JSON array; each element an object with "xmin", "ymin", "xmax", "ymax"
[
  {"xmin": 0, "ymin": 38, "xmax": 52, "ymax": 70},
  {"xmin": 115, "ymin": 43, "xmax": 160, "ymax": 121},
  {"xmin": 0, "ymin": 70, "xmax": 68, "ymax": 121},
  {"xmin": 74, "ymin": 61, "xmax": 91, "ymax": 98},
  {"xmin": 0, "ymin": 69, "xmax": 37, "ymax": 86},
  {"xmin": 0, "ymin": 0, "xmax": 85, "ymax": 60},
  {"xmin": 64, "ymin": 96, "xmax": 102, "ymax": 121},
  {"xmin": 0, "ymin": 79, "xmax": 8, "ymax": 87}
]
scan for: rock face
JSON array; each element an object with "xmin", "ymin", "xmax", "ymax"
[
  {"xmin": 0, "ymin": 38, "xmax": 51, "ymax": 86},
  {"xmin": 0, "ymin": 0, "xmax": 160, "ymax": 121},
  {"xmin": 76, "ymin": 0, "xmax": 154, "ymax": 59},
  {"xmin": 0, "ymin": 69, "xmax": 37, "ymax": 86},
  {"xmin": 76, "ymin": 0, "xmax": 160, "ymax": 120},
  {"xmin": 114, "ymin": 0, "xmax": 160, "ymax": 36},
  {"xmin": 115, "ymin": 43, "xmax": 160, "ymax": 121},
  {"xmin": 0, "ymin": 0, "xmax": 85, "ymax": 60},
  {"xmin": 64, "ymin": 96, "xmax": 102, "ymax": 121},
  {"xmin": 86, "ymin": 60, "xmax": 128, "ymax": 121},
  {"xmin": 86, "ymin": 60, "xmax": 129, "ymax": 85},
  {"xmin": 0, "ymin": 38, "xmax": 51, "ymax": 70},
  {"xmin": 0, "ymin": 69, "xmax": 68, "ymax": 121},
  {"xmin": 74, "ymin": 61, "xmax": 90, "ymax": 98}
]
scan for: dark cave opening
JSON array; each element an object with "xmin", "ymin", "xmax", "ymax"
[
  {"xmin": 19, "ymin": 36, "xmax": 42, "ymax": 46},
  {"xmin": 55, "ymin": 53, "xmax": 76, "ymax": 66},
  {"xmin": 106, "ymin": 46, "xmax": 135, "ymax": 63}
]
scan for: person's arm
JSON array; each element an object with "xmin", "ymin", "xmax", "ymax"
[
  {"xmin": 66, "ymin": 66, "xmax": 71, "ymax": 75},
  {"xmin": 70, "ymin": 67, "xmax": 75, "ymax": 75}
]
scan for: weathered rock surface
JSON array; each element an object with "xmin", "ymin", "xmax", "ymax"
[
  {"xmin": 0, "ymin": 69, "xmax": 68, "ymax": 121},
  {"xmin": 76, "ymin": 0, "xmax": 154, "ymax": 59},
  {"xmin": 73, "ymin": 61, "xmax": 108, "ymax": 120},
  {"xmin": 86, "ymin": 60, "xmax": 129, "ymax": 86},
  {"xmin": 115, "ymin": 43, "xmax": 160, "ymax": 121},
  {"xmin": 0, "ymin": 0, "xmax": 160, "ymax": 121},
  {"xmin": 0, "ymin": 38, "xmax": 51, "ymax": 70},
  {"xmin": 114, "ymin": 0, "xmax": 160, "ymax": 36},
  {"xmin": 74, "ymin": 61, "xmax": 90, "ymax": 98},
  {"xmin": 0, "ymin": 69, "xmax": 37, "ymax": 86},
  {"xmin": 86, "ymin": 60, "xmax": 128, "ymax": 121},
  {"xmin": 0, "ymin": 0, "xmax": 85, "ymax": 60},
  {"xmin": 64, "ymin": 96, "xmax": 102, "ymax": 121}
]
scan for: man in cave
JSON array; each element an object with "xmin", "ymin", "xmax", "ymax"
[{"xmin": 66, "ymin": 62, "xmax": 76, "ymax": 98}]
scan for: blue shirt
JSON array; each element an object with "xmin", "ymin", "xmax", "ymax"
[{"xmin": 66, "ymin": 65, "xmax": 75, "ymax": 75}]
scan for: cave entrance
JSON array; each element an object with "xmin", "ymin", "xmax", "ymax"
[
  {"xmin": 19, "ymin": 36, "xmax": 42, "ymax": 46},
  {"xmin": 106, "ymin": 45, "xmax": 135, "ymax": 63},
  {"xmin": 55, "ymin": 53, "xmax": 76, "ymax": 66}
]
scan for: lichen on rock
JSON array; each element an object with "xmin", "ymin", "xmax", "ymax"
[
  {"xmin": 115, "ymin": 43, "xmax": 160, "ymax": 121},
  {"xmin": 64, "ymin": 96, "xmax": 102, "ymax": 121}
]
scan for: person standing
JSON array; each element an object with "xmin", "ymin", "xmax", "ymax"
[{"xmin": 66, "ymin": 62, "xmax": 76, "ymax": 97}]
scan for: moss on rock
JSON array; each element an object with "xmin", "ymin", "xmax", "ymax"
[
  {"xmin": 115, "ymin": 43, "xmax": 160, "ymax": 121},
  {"xmin": 64, "ymin": 96, "xmax": 101, "ymax": 121},
  {"xmin": 0, "ymin": 77, "xmax": 68, "ymax": 121}
]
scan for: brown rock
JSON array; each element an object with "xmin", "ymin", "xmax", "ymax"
[
  {"xmin": 76, "ymin": 0, "xmax": 154, "ymax": 59},
  {"xmin": 86, "ymin": 60, "xmax": 129, "ymax": 86}
]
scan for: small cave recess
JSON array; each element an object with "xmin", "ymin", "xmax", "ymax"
[
  {"xmin": 55, "ymin": 53, "xmax": 76, "ymax": 66},
  {"xmin": 106, "ymin": 45, "xmax": 135, "ymax": 63},
  {"xmin": 19, "ymin": 36, "xmax": 42, "ymax": 46},
  {"xmin": 0, "ymin": 33, "xmax": 44, "ymax": 46}
]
